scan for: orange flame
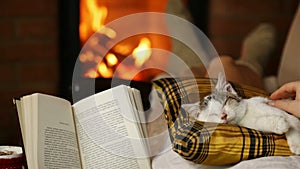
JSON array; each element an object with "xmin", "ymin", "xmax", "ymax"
[
  {"xmin": 79, "ymin": 0, "xmax": 168, "ymax": 81},
  {"xmin": 132, "ymin": 38, "xmax": 152, "ymax": 67},
  {"xmin": 98, "ymin": 62, "xmax": 113, "ymax": 78},
  {"xmin": 79, "ymin": 0, "xmax": 116, "ymax": 43},
  {"xmin": 106, "ymin": 53, "xmax": 118, "ymax": 67}
]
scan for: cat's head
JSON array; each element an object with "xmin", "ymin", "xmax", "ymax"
[{"xmin": 197, "ymin": 73, "xmax": 246, "ymax": 124}]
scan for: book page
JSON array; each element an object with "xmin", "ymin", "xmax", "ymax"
[
  {"xmin": 73, "ymin": 85, "xmax": 151, "ymax": 169},
  {"xmin": 131, "ymin": 88, "xmax": 148, "ymax": 138},
  {"xmin": 130, "ymin": 88, "xmax": 150, "ymax": 153},
  {"xmin": 19, "ymin": 95, "xmax": 39, "ymax": 169},
  {"xmin": 34, "ymin": 94, "xmax": 81, "ymax": 169}
]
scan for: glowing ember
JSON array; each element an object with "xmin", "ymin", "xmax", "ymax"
[
  {"xmin": 79, "ymin": 51, "xmax": 94, "ymax": 62},
  {"xmin": 106, "ymin": 53, "xmax": 118, "ymax": 67},
  {"xmin": 98, "ymin": 62, "xmax": 113, "ymax": 78},
  {"xmin": 84, "ymin": 69, "xmax": 99, "ymax": 78},
  {"xmin": 132, "ymin": 38, "xmax": 152, "ymax": 67},
  {"xmin": 113, "ymin": 43, "xmax": 132, "ymax": 56}
]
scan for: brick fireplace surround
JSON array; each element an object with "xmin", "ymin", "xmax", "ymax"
[{"xmin": 0, "ymin": 0, "xmax": 298, "ymax": 145}]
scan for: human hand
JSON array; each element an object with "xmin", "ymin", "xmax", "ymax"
[{"xmin": 269, "ymin": 81, "xmax": 300, "ymax": 118}]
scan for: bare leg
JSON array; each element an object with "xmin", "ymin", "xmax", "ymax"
[{"xmin": 204, "ymin": 23, "xmax": 277, "ymax": 89}]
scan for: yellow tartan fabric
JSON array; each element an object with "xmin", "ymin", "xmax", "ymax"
[{"xmin": 153, "ymin": 77, "xmax": 293, "ymax": 165}]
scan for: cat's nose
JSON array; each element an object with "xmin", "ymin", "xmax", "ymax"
[{"xmin": 221, "ymin": 112, "xmax": 227, "ymax": 121}]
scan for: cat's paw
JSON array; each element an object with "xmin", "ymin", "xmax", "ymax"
[
  {"xmin": 286, "ymin": 129, "xmax": 300, "ymax": 155},
  {"xmin": 274, "ymin": 117, "xmax": 289, "ymax": 134},
  {"xmin": 288, "ymin": 141, "xmax": 300, "ymax": 155}
]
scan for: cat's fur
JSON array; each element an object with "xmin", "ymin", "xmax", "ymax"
[
  {"xmin": 152, "ymin": 73, "xmax": 300, "ymax": 169},
  {"xmin": 182, "ymin": 73, "xmax": 300, "ymax": 155}
]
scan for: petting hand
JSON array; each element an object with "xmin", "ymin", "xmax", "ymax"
[{"xmin": 269, "ymin": 81, "xmax": 300, "ymax": 118}]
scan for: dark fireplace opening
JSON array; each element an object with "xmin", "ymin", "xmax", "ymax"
[
  {"xmin": 59, "ymin": 0, "xmax": 208, "ymax": 108},
  {"xmin": 59, "ymin": 0, "xmax": 80, "ymax": 101}
]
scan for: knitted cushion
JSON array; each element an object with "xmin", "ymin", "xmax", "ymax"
[{"xmin": 152, "ymin": 77, "xmax": 292, "ymax": 166}]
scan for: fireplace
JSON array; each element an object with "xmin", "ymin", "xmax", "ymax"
[
  {"xmin": 79, "ymin": 0, "xmax": 176, "ymax": 79},
  {"xmin": 59, "ymin": 0, "xmax": 208, "ymax": 107}
]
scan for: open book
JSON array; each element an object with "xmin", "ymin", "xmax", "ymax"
[{"xmin": 14, "ymin": 85, "xmax": 151, "ymax": 169}]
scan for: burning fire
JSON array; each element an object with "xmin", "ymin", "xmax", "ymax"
[
  {"xmin": 132, "ymin": 38, "xmax": 152, "ymax": 67},
  {"xmin": 82, "ymin": 37, "xmax": 152, "ymax": 79},
  {"xmin": 79, "ymin": 0, "xmax": 171, "ymax": 81},
  {"xmin": 106, "ymin": 53, "xmax": 118, "ymax": 67},
  {"xmin": 79, "ymin": 0, "xmax": 116, "ymax": 44},
  {"xmin": 97, "ymin": 62, "xmax": 113, "ymax": 78}
]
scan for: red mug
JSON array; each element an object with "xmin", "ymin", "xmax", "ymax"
[{"xmin": 0, "ymin": 146, "xmax": 24, "ymax": 169}]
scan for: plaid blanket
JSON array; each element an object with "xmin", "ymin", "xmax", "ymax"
[{"xmin": 153, "ymin": 77, "xmax": 292, "ymax": 165}]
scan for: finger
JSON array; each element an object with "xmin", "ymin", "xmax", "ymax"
[
  {"xmin": 270, "ymin": 82, "xmax": 295, "ymax": 99},
  {"xmin": 270, "ymin": 100, "xmax": 300, "ymax": 118},
  {"xmin": 270, "ymin": 81, "xmax": 300, "ymax": 100},
  {"xmin": 270, "ymin": 91, "xmax": 295, "ymax": 100}
]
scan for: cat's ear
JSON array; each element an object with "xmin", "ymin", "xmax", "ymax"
[{"xmin": 215, "ymin": 72, "xmax": 237, "ymax": 95}]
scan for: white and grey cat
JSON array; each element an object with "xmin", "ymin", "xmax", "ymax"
[{"xmin": 182, "ymin": 73, "xmax": 300, "ymax": 155}]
